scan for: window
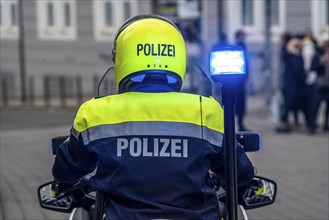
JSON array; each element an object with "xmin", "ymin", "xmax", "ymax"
[
  {"xmin": 325, "ymin": 1, "xmax": 329, "ymax": 26},
  {"xmin": 241, "ymin": 0, "xmax": 254, "ymax": 26},
  {"xmin": 269, "ymin": 0, "xmax": 285, "ymax": 39},
  {"xmin": 0, "ymin": 4, "xmax": 2, "ymax": 26},
  {"xmin": 64, "ymin": 3, "xmax": 71, "ymax": 27},
  {"xmin": 271, "ymin": 0, "xmax": 279, "ymax": 26},
  {"xmin": 123, "ymin": 1, "xmax": 132, "ymax": 21},
  {"xmin": 0, "ymin": 0, "xmax": 18, "ymax": 40},
  {"xmin": 93, "ymin": 0, "xmax": 137, "ymax": 41},
  {"xmin": 36, "ymin": 0, "xmax": 77, "ymax": 40},
  {"xmin": 105, "ymin": 2, "xmax": 113, "ymax": 26},
  {"xmin": 47, "ymin": 2, "xmax": 54, "ymax": 26},
  {"xmin": 10, "ymin": 3, "xmax": 17, "ymax": 26}
]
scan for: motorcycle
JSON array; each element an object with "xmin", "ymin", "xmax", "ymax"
[{"xmin": 38, "ymin": 132, "xmax": 277, "ymax": 220}]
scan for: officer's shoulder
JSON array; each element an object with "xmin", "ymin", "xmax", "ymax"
[
  {"xmin": 77, "ymin": 94, "xmax": 118, "ymax": 111},
  {"xmin": 178, "ymin": 92, "xmax": 223, "ymax": 112},
  {"xmin": 180, "ymin": 92, "xmax": 221, "ymax": 104},
  {"xmin": 201, "ymin": 95, "xmax": 223, "ymax": 112}
]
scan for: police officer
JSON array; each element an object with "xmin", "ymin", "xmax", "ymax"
[
  {"xmin": 234, "ymin": 30, "xmax": 250, "ymax": 131},
  {"xmin": 52, "ymin": 14, "xmax": 254, "ymax": 220}
]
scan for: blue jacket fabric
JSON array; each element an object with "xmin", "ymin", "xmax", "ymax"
[{"xmin": 53, "ymin": 89, "xmax": 254, "ymax": 220}]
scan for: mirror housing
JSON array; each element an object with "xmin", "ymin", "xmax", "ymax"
[
  {"xmin": 236, "ymin": 132, "xmax": 261, "ymax": 152},
  {"xmin": 37, "ymin": 181, "xmax": 74, "ymax": 213},
  {"xmin": 242, "ymin": 176, "xmax": 277, "ymax": 210},
  {"xmin": 51, "ymin": 136, "xmax": 69, "ymax": 155}
]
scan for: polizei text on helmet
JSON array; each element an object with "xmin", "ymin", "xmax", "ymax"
[{"xmin": 137, "ymin": 44, "xmax": 176, "ymax": 57}]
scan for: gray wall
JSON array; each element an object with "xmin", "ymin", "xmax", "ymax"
[
  {"xmin": 0, "ymin": 39, "xmax": 19, "ymax": 98},
  {"xmin": 0, "ymin": 0, "xmax": 317, "ymax": 100},
  {"xmin": 0, "ymin": 0, "xmax": 152, "ymax": 99}
]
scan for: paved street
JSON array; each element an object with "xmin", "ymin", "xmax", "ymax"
[
  {"xmin": 0, "ymin": 107, "xmax": 76, "ymax": 220},
  {"xmin": 243, "ymin": 97, "xmax": 329, "ymax": 220},
  {"xmin": 0, "ymin": 96, "xmax": 328, "ymax": 220}
]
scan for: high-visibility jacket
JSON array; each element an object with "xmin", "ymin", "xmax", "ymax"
[{"xmin": 53, "ymin": 91, "xmax": 254, "ymax": 220}]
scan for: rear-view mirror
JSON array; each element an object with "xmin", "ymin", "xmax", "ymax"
[
  {"xmin": 37, "ymin": 181, "xmax": 74, "ymax": 213},
  {"xmin": 242, "ymin": 176, "xmax": 277, "ymax": 210}
]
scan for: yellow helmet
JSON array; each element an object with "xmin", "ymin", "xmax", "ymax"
[{"xmin": 112, "ymin": 14, "xmax": 187, "ymax": 92}]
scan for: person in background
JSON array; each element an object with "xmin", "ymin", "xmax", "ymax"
[
  {"xmin": 234, "ymin": 30, "xmax": 250, "ymax": 131},
  {"xmin": 277, "ymin": 37, "xmax": 305, "ymax": 132},
  {"xmin": 315, "ymin": 40, "xmax": 329, "ymax": 131},
  {"xmin": 301, "ymin": 28, "xmax": 320, "ymax": 134},
  {"xmin": 212, "ymin": 33, "xmax": 230, "ymax": 49},
  {"xmin": 276, "ymin": 33, "xmax": 292, "ymax": 132},
  {"xmin": 280, "ymin": 33, "xmax": 300, "ymax": 127},
  {"xmin": 183, "ymin": 23, "xmax": 210, "ymax": 96}
]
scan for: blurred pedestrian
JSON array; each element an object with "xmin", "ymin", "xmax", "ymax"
[
  {"xmin": 186, "ymin": 23, "xmax": 202, "ymax": 66},
  {"xmin": 280, "ymin": 33, "xmax": 300, "ymax": 126},
  {"xmin": 315, "ymin": 40, "xmax": 329, "ymax": 131},
  {"xmin": 212, "ymin": 33, "xmax": 229, "ymax": 48},
  {"xmin": 234, "ymin": 30, "xmax": 250, "ymax": 131},
  {"xmin": 183, "ymin": 23, "xmax": 209, "ymax": 95},
  {"xmin": 276, "ymin": 32, "xmax": 292, "ymax": 132},
  {"xmin": 276, "ymin": 37, "xmax": 305, "ymax": 132},
  {"xmin": 301, "ymin": 28, "xmax": 320, "ymax": 133}
]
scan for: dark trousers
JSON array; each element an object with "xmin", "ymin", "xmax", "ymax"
[
  {"xmin": 323, "ymin": 99, "xmax": 329, "ymax": 129},
  {"xmin": 235, "ymin": 84, "xmax": 246, "ymax": 130},
  {"xmin": 304, "ymin": 85, "xmax": 318, "ymax": 130},
  {"xmin": 315, "ymin": 84, "xmax": 329, "ymax": 129},
  {"xmin": 280, "ymin": 86, "xmax": 301, "ymax": 124}
]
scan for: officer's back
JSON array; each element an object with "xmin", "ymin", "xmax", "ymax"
[{"xmin": 52, "ymin": 14, "xmax": 254, "ymax": 220}]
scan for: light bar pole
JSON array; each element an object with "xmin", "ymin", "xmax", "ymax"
[
  {"xmin": 210, "ymin": 46, "xmax": 246, "ymax": 220},
  {"xmin": 264, "ymin": 0, "xmax": 272, "ymax": 105},
  {"xmin": 18, "ymin": 0, "xmax": 27, "ymax": 103},
  {"xmin": 222, "ymin": 83, "xmax": 238, "ymax": 220}
]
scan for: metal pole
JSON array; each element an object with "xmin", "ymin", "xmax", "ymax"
[
  {"xmin": 2, "ymin": 78, "xmax": 9, "ymax": 106},
  {"xmin": 222, "ymin": 84, "xmax": 238, "ymax": 220},
  {"xmin": 44, "ymin": 75, "xmax": 50, "ymax": 108},
  {"xmin": 18, "ymin": 0, "xmax": 27, "ymax": 104},
  {"xmin": 218, "ymin": 0, "xmax": 224, "ymax": 37},
  {"xmin": 76, "ymin": 75, "xmax": 83, "ymax": 105},
  {"xmin": 28, "ymin": 76, "xmax": 35, "ymax": 105},
  {"xmin": 59, "ymin": 76, "xmax": 66, "ymax": 108},
  {"xmin": 264, "ymin": 0, "xmax": 272, "ymax": 106},
  {"xmin": 93, "ymin": 74, "xmax": 99, "ymax": 96}
]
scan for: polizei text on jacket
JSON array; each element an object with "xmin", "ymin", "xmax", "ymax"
[{"xmin": 117, "ymin": 138, "xmax": 188, "ymax": 158}]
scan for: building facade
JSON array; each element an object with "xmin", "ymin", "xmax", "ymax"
[
  {"xmin": 0, "ymin": 0, "xmax": 328, "ymax": 99},
  {"xmin": 202, "ymin": 0, "xmax": 328, "ymax": 92},
  {"xmin": 0, "ymin": 0, "xmax": 152, "ymax": 99}
]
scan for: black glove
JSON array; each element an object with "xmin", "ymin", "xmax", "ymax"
[
  {"xmin": 245, "ymin": 180, "xmax": 272, "ymax": 204},
  {"xmin": 248, "ymin": 195, "xmax": 272, "ymax": 204},
  {"xmin": 44, "ymin": 197, "xmax": 71, "ymax": 208}
]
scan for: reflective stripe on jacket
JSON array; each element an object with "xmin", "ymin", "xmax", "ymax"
[{"xmin": 53, "ymin": 92, "xmax": 254, "ymax": 220}]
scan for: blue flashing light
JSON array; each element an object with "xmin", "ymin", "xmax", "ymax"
[{"xmin": 210, "ymin": 49, "xmax": 246, "ymax": 76}]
